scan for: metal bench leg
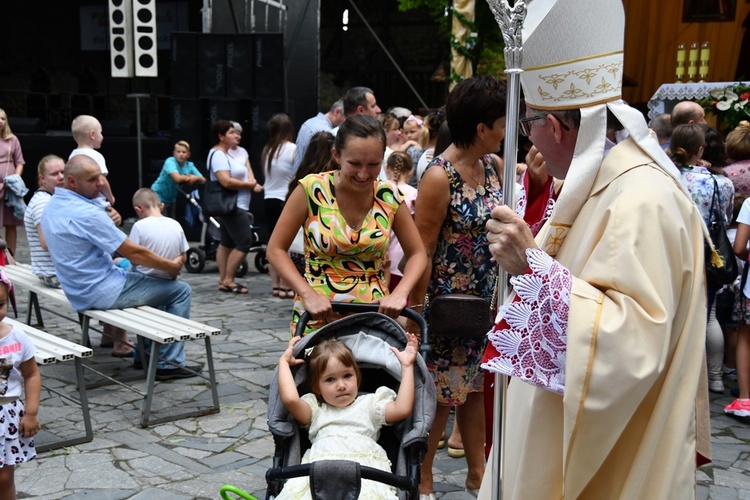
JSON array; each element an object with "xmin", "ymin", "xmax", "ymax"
[
  {"xmin": 80, "ymin": 316, "xmax": 92, "ymax": 351},
  {"xmin": 36, "ymin": 357, "xmax": 94, "ymax": 452},
  {"xmin": 27, "ymin": 291, "xmax": 44, "ymax": 327},
  {"xmin": 205, "ymin": 337, "xmax": 220, "ymax": 411},
  {"xmin": 140, "ymin": 341, "xmax": 162, "ymax": 427}
]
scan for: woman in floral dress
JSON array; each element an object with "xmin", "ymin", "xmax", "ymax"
[
  {"xmin": 408, "ymin": 76, "xmax": 506, "ymax": 498},
  {"xmin": 267, "ymin": 114, "xmax": 427, "ymax": 335}
]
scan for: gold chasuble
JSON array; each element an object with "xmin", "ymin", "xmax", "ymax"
[{"xmin": 499, "ymin": 139, "xmax": 709, "ymax": 499}]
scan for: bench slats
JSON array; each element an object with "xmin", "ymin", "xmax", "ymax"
[
  {"xmin": 34, "ymin": 346, "xmax": 58, "ymax": 365},
  {"xmin": 84, "ymin": 309, "xmax": 179, "ymax": 343},
  {"xmin": 137, "ymin": 306, "xmax": 221, "ymax": 336},
  {"xmin": 119, "ymin": 307, "xmax": 207, "ymax": 339}
]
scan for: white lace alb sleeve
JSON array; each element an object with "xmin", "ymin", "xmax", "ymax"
[{"xmin": 482, "ymin": 248, "xmax": 572, "ymax": 395}]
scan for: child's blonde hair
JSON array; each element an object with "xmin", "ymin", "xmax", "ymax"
[
  {"xmin": 132, "ymin": 187, "xmax": 161, "ymax": 210},
  {"xmin": 386, "ymin": 151, "xmax": 413, "ymax": 182},
  {"xmin": 306, "ymin": 339, "xmax": 361, "ymax": 402},
  {"xmin": 71, "ymin": 115, "xmax": 101, "ymax": 143},
  {"xmin": 174, "ymin": 140, "xmax": 191, "ymax": 153}
]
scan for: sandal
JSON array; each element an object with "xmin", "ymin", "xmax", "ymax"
[
  {"xmin": 272, "ymin": 287, "xmax": 281, "ymax": 297},
  {"xmin": 281, "ymin": 288, "xmax": 295, "ymax": 299},
  {"xmin": 219, "ymin": 284, "xmax": 248, "ymax": 294}
]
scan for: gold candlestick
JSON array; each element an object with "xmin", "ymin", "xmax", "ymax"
[
  {"xmin": 676, "ymin": 43, "xmax": 686, "ymax": 82},
  {"xmin": 699, "ymin": 41, "xmax": 710, "ymax": 82},
  {"xmin": 687, "ymin": 42, "xmax": 699, "ymax": 83}
]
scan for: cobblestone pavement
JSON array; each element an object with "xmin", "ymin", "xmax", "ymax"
[{"xmin": 7, "ymin": 229, "xmax": 750, "ymax": 499}]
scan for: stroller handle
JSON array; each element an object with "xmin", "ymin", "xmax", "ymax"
[
  {"xmin": 266, "ymin": 462, "xmax": 415, "ymax": 492},
  {"xmin": 295, "ymin": 302, "xmax": 429, "ymax": 354}
]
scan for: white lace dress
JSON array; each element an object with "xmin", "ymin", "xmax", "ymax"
[{"xmin": 277, "ymin": 387, "xmax": 398, "ymax": 499}]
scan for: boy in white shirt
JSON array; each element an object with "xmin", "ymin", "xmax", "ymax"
[
  {"xmin": 69, "ymin": 115, "xmax": 118, "ymax": 215},
  {"xmin": 129, "ymin": 188, "xmax": 188, "ymax": 280}
]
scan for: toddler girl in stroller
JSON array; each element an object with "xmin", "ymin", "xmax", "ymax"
[{"xmin": 267, "ymin": 305, "xmax": 434, "ymax": 499}]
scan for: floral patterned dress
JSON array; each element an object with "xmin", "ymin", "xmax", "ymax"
[
  {"xmin": 425, "ymin": 155, "xmax": 502, "ymax": 406},
  {"xmin": 291, "ymin": 172, "xmax": 402, "ymax": 335}
]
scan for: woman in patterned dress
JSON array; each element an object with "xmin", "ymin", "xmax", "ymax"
[
  {"xmin": 267, "ymin": 114, "xmax": 427, "ymax": 335},
  {"xmin": 407, "ymin": 76, "xmax": 506, "ymax": 498}
]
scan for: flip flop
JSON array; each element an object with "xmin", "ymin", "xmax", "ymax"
[
  {"xmin": 220, "ymin": 284, "xmax": 248, "ymax": 294},
  {"xmin": 447, "ymin": 446, "xmax": 465, "ymax": 458}
]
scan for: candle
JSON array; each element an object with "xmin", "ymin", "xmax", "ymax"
[
  {"xmin": 677, "ymin": 43, "xmax": 686, "ymax": 62},
  {"xmin": 700, "ymin": 42, "xmax": 710, "ymax": 63},
  {"xmin": 689, "ymin": 43, "xmax": 699, "ymax": 64}
]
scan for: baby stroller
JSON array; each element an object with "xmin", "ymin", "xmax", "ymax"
[
  {"xmin": 178, "ymin": 186, "xmax": 268, "ymax": 276},
  {"xmin": 265, "ymin": 303, "xmax": 435, "ymax": 499}
]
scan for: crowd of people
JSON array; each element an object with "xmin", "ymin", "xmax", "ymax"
[{"xmin": 0, "ymin": 2, "xmax": 746, "ymax": 495}]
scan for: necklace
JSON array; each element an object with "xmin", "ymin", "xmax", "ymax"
[
  {"xmin": 452, "ymin": 158, "xmax": 486, "ymax": 196},
  {"xmin": 336, "ymin": 173, "xmax": 371, "ymax": 231}
]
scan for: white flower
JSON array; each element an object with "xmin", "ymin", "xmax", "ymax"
[
  {"xmin": 735, "ymin": 102, "xmax": 745, "ymax": 111},
  {"xmin": 717, "ymin": 100, "xmax": 732, "ymax": 111},
  {"xmin": 726, "ymin": 90, "xmax": 739, "ymax": 101},
  {"xmin": 710, "ymin": 88, "xmax": 726, "ymax": 99}
]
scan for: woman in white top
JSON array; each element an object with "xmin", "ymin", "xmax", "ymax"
[
  {"xmin": 262, "ymin": 113, "xmax": 297, "ymax": 298},
  {"xmin": 208, "ymin": 120, "xmax": 259, "ymax": 294},
  {"xmin": 227, "ymin": 121, "xmax": 263, "ymax": 198}
]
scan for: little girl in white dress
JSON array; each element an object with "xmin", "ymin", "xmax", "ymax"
[{"xmin": 276, "ymin": 333, "xmax": 418, "ymax": 499}]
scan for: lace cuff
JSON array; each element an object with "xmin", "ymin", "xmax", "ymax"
[{"xmin": 482, "ymin": 248, "xmax": 572, "ymax": 395}]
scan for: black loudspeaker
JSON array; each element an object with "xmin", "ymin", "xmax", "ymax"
[
  {"xmin": 198, "ymin": 34, "xmax": 226, "ymax": 98},
  {"xmin": 171, "ymin": 99, "xmax": 206, "ymax": 159},
  {"xmin": 253, "ymin": 34, "xmax": 285, "ymax": 100},
  {"xmin": 170, "ymin": 32, "xmax": 198, "ymax": 98},
  {"xmin": 10, "ymin": 117, "xmax": 45, "ymax": 134},
  {"xmin": 207, "ymin": 99, "xmax": 248, "ymax": 130},
  {"xmin": 225, "ymin": 34, "xmax": 255, "ymax": 100},
  {"xmin": 101, "ymin": 119, "xmax": 134, "ymax": 137}
]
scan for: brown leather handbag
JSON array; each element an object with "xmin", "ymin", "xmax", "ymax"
[
  {"xmin": 426, "ymin": 294, "xmax": 493, "ymax": 338},
  {"xmin": 426, "ymin": 274, "xmax": 498, "ymax": 338}
]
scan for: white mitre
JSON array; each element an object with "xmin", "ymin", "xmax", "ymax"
[{"xmin": 519, "ymin": 0, "xmax": 689, "ymax": 256}]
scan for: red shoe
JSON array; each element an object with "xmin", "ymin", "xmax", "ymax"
[{"xmin": 724, "ymin": 398, "xmax": 750, "ymax": 417}]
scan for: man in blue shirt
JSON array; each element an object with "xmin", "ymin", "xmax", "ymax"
[
  {"xmin": 291, "ymin": 99, "xmax": 344, "ymax": 173},
  {"xmin": 41, "ymin": 154, "xmax": 202, "ymax": 380}
]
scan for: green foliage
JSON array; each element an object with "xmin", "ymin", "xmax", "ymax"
[{"xmin": 396, "ymin": 0, "xmax": 505, "ymax": 82}]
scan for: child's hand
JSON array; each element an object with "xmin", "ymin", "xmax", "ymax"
[
  {"xmin": 391, "ymin": 332, "xmax": 418, "ymax": 367},
  {"xmin": 20, "ymin": 413, "xmax": 40, "ymax": 438},
  {"xmin": 280, "ymin": 336, "xmax": 306, "ymax": 367}
]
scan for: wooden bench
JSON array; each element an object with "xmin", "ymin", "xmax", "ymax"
[
  {"xmin": 6, "ymin": 317, "xmax": 94, "ymax": 452},
  {"xmin": 3, "ymin": 264, "xmax": 221, "ymax": 427}
]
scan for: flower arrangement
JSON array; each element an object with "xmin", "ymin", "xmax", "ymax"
[{"xmin": 698, "ymin": 83, "xmax": 750, "ymax": 132}]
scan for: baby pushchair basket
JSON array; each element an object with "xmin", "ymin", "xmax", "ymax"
[{"xmin": 266, "ymin": 303, "xmax": 434, "ymax": 499}]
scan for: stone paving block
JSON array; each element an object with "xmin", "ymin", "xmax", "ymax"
[
  {"xmin": 710, "ymin": 484, "xmax": 743, "ymax": 500},
  {"xmin": 715, "ymin": 469, "xmax": 750, "ymax": 489}
]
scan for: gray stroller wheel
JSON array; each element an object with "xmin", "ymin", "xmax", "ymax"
[
  {"xmin": 235, "ymin": 258, "xmax": 248, "ymax": 278},
  {"xmin": 185, "ymin": 248, "xmax": 206, "ymax": 273},
  {"xmin": 254, "ymin": 250, "xmax": 268, "ymax": 274}
]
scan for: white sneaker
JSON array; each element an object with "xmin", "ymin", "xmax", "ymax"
[{"xmin": 709, "ymin": 379, "xmax": 725, "ymax": 394}]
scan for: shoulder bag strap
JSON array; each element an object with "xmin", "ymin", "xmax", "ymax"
[
  {"xmin": 709, "ymin": 174, "xmax": 720, "ymax": 224},
  {"xmin": 207, "ymin": 149, "xmax": 217, "ymax": 176}
]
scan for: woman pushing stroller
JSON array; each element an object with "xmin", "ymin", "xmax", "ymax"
[{"xmin": 267, "ymin": 114, "xmax": 427, "ymax": 335}]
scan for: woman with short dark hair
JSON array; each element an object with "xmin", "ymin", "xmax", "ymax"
[{"xmin": 408, "ymin": 76, "xmax": 507, "ymax": 498}]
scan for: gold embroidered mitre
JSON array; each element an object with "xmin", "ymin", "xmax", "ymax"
[{"xmin": 520, "ymin": 0, "xmax": 624, "ymax": 110}]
